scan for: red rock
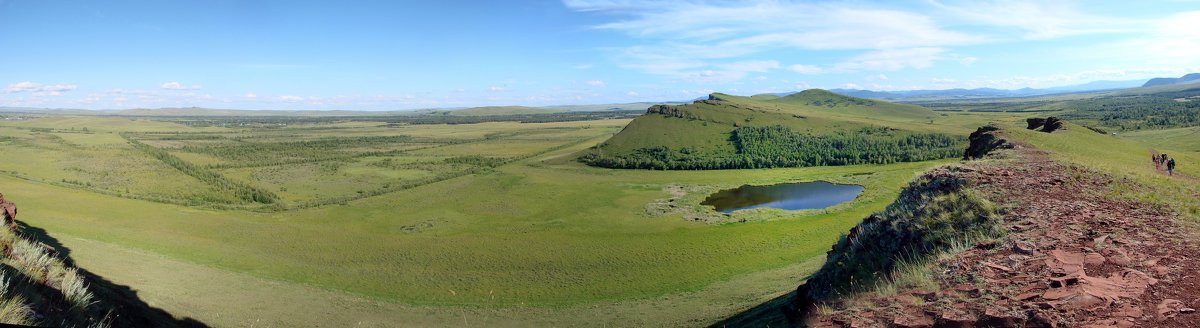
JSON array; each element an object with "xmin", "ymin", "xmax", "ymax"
[
  {"xmin": 892, "ymin": 314, "xmax": 934, "ymax": 328},
  {"xmin": 1157, "ymin": 299, "xmax": 1184, "ymax": 318},
  {"xmin": 980, "ymin": 308, "xmax": 1024, "ymax": 327},
  {"xmin": 1016, "ymin": 292, "xmax": 1041, "ymax": 301},
  {"xmin": 1113, "ymin": 303, "xmax": 1143, "ymax": 318},
  {"xmin": 1045, "ymin": 249, "xmax": 1085, "ymax": 274},
  {"xmin": 935, "ymin": 310, "xmax": 976, "ymax": 328},
  {"xmin": 975, "ymin": 240, "xmax": 998, "ymax": 249},
  {"xmin": 911, "ymin": 290, "xmax": 938, "ymax": 302},
  {"xmin": 984, "ymin": 261, "xmax": 1013, "ymax": 272},
  {"xmin": 1083, "ymin": 252, "xmax": 1105, "ymax": 266},
  {"xmin": 1027, "ymin": 311, "xmax": 1058, "ymax": 328},
  {"xmin": 1181, "ymin": 307, "xmax": 1195, "ymax": 314},
  {"xmin": 1013, "ymin": 241, "xmax": 1037, "ymax": 255}
]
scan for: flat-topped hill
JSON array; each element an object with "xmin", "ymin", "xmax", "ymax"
[{"xmin": 578, "ymin": 90, "xmax": 959, "ymax": 170}]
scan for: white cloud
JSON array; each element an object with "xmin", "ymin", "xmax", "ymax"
[
  {"xmin": 928, "ymin": 0, "xmax": 1134, "ymax": 40},
  {"xmin": 278, "ymin": 95, "xmax": 304, "ymax": 102},
  {"xmin": 5, "ymin": 82, "xmax": 40, "ymax": 93},
  {"xmin": 717, "ymin": 60, "xmax": 779, "ymax": 73},
  {"xmin": 626, "ymin": 91, "xmax": 639, "ymax": 96},
  {"xmin": 842, "ymin": 83, "xmax": 862, "ymax": 89},
  {"xmin": 244, "ymin": 92, "xmax": 257, "ymax": 98},
  {"xmin": 959, "ymin": 56, "xmax": 979, "ymax": 66},
  {"xmin": 867, "ymin": 74, "xmax": 889, "ymax": 81},
  {"xmin": 835, "ymin": 48, "xmax": 947, "ymax": 71},
  {"xmin": 788, "ymin": 64, "xmax": 823, "ymax": 74},
  {"xmin": 1111, "ymin": 11, "xmax": 1200, "ymax": 62},
  {"xmin": 585, "ymin": 80, "xmax": 606, "ymax": 86},
  {"xmin": 161, "ymin": 82, "xmax": 200, "ymax": 90},
  {"xmin": 488, "ymin": 86, "xmax": 506, "ymax": 92},
  {"xmin": 566, "ymin": 1, "xmax": 981, "ymax": 79},
  {"xmin": 4, "ymin": 82, "xmax": 78, "ymax": 96}
]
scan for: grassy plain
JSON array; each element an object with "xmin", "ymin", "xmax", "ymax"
[{"xmin": 0, "ymin": 112, "xmax": 992, "ymax": 326}]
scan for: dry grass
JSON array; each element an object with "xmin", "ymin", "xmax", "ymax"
[{"xmin": 0, "ymin": 225, "xmax": 102, "ymax": 326}]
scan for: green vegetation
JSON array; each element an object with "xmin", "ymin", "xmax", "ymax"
[
  {"xmin": 0, "ymin": 222, "xmax": 109, "ymax": 326},
  {"xmin": 1060, "ymin": 91, "xmax": 1200, "ymax": 130},
  {"xmin": 7, "ymin": 81, "xmax": 1200, "ymax": 327},
  {"xmin": 797, "ymin": 168, "xmax": 1000, "ymax": 302},
  {"xmin": 126, "ymin": 137, "xmax": 280, "ymax": 204},
  {"xmin": 582, "ymin": 126, "xmax": 961, "ymax": 169},
  {"xmin": 580, "ymin": 90, "xmax": 962, "ymax": 170},
  {"xmin": 0, "ymin": 114, "xmax": 960, "ymax": 326}
]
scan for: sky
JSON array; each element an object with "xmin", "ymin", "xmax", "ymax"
[{"xmin": 2, "ymin": 0, "xmax": 1199, "ymax": 110}]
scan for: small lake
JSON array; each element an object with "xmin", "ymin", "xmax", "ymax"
[{"xmin": 701, "ymin": 181, "xmax": 864, "ymax": 213}]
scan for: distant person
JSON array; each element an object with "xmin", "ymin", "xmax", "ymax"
[
  {"xmin": 1168, "ymin": 158, "xmax": 1176, "ymax": 176},
  {"xmin": 1154, "ymin": 154, "xmax": 1162, "ymax": 168},
  {"xmin": 1161, "ymin": 153, "xmax": 1169, "ymax": 165}
]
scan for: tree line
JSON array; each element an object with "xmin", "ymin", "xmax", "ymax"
[
  {"xmin": 124, "ymin": 136, "xmax": 279, "ymax": 204},
  {"xmin": 581, "ymin": 126, "xmax": 963, "ymax": 170},
  {"xmin": 1061, "ymin": 94, "xmax": 1200, "ymax": 130}
]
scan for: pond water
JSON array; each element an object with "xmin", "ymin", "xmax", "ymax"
[{"xmin": 701, "ymin": 181, "xmax": 864, "ymax": 213}]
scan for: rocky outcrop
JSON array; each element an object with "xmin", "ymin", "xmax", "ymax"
[
  {"xmin": 786, "ymin": 166, "xmax": 1001, "ymax": 320},
  {"xmin": 963, "ymin": 125, "xmax": 1012, "ymax": 160},
  {"xmin": 1026, "ymin": 117, "xmax": 1064, "ymax": 133},
  {"xmin": 793, "ymin": 146, "xmax": 1200, "ymax": 327}
]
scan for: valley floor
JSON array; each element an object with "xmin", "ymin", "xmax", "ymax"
[{"xmin": 58, "ymin": 232, "xmax": 824, "ymax": 327}]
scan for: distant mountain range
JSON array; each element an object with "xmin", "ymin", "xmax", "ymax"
[
  {"xmin": 816, "ymin": 74, "xmax": 1200, "ymax": 101},
  {"xmin": 821, "ymin": 80, "xmax": 1147, "ymax": 101},
  {"xmin": 1142, "ymin": 73, "xmax": 1200, "ymax": 87}
]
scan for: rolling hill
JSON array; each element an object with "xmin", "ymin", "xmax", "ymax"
[
  {"xmin": 580, "ymin": 89, "xmax": 962, "ymax": 170},
  {"xmin": 1141, "ymin": 73, "xmax": 1200, "ymax": 87}
]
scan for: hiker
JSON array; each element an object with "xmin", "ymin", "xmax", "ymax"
[
  {"xmin": 1161, "ymin": 153, "xmax": 1169, "ymax": 166},
  {"xmin": 1168, "ymin": 158, "xmax": 1176, "ymax": 176},
  {"xmin": 1154, "ymin": 153, "xmax": 1162, "ymax": 168}
]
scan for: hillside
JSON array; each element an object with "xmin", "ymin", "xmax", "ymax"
[
  {"xmin": 1141, "ymin": 73, "xmax": 1200, "ymax": 87},
  {"xmin": 578, "ymin": 90, "xmax": 960, "ymax": 170},
  {"xmin": 764, "ymin": 121, "xmax": 1200, "ymax": 327},
  {"xmin": 0, "ymin": 195, "xmax": 203, "ymax": 327}
]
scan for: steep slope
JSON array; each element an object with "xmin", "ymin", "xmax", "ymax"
[
  {"xmin": 782, "ymin": 123, "xmax": 1200, "ymax": 327},
  {"xmin": 579, "ymin": 90, "xmax": 961, "ymax": 170}
]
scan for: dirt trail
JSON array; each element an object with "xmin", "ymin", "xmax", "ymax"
[
  {"xmin": 1151, "ymin": 149, "xmax": 1193, "ymax": 180},
  {"xmin": 810, "ymin": 147, "xmax": 1200, "ymax": 327}
]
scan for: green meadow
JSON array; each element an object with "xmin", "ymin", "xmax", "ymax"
[
  {"xmin": 0, "ymin": 113, "xmax": 980, "ymax": 325},
  {"xmin": 3, "ymin": 91, "xmax": 1191, "ymax": 326}
]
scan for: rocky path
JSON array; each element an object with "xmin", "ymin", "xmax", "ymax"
[{"xmin": 811, "ymin": 147, "xmax": 1200, "ymax": 327}]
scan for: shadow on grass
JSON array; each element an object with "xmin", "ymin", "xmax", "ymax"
[
  {"xmin": 708, "ymin": 291, "xmax": 795, "ymax": 328},
  {"xmin": 17, "ymin": 221, "xmax": 209, "ymax": 327}
]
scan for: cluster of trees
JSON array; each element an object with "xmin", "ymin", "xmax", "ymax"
[
  {"xmin": 443, "ymin": 155, "xmax": 507, "ymax": 168},
  {"xmin": 180, "ymin": 135, "xmax": 415, "ymax": 162},
  {"xmin": 126, "ymin": 138, "xmax": 279, "ymax": 204},
  {"xmin": 1062, "ymin": 95, "xmax": 1200, "ymax": 130},
  {"xmin": 581, "ymin": 126, "xmax": 963, "ymax": 170}
]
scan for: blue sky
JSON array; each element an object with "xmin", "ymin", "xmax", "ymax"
[{"xmin": 2, "ymin": 0, "xmax": 1199, "ymax": 110}]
